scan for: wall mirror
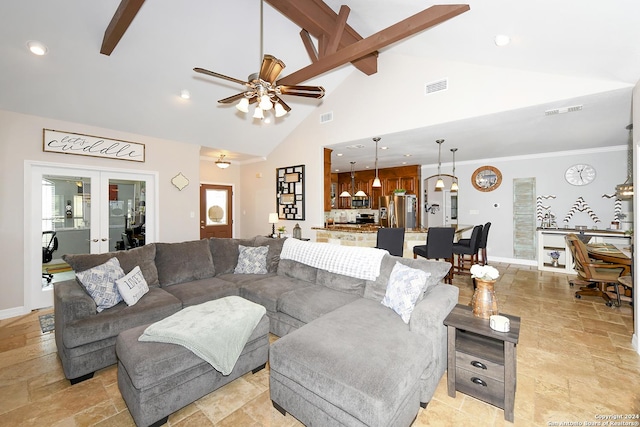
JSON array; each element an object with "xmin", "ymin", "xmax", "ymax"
[
  {"xmin": 423, "ymin": 174, "xmax": 458, "ymax": 228},
  {"xmin": 472, "ymin": 165, "xmax": 502, "ymax": 192},
  {"xmin": 277, "ymin": 165, "xmax": 305, "ymax": 220}
]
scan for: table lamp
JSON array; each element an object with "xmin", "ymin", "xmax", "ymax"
[{"xmin": 268, "ymin": 213, "xmax": 279, "ymax": 237}]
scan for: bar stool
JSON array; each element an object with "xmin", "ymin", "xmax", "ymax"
[
  {"xmin": 452, "ymin": 224, "xmax": 483, "ymax": 274},
  {"xmin": 413, "ymin": 227, "xmax": 455, "ymax": 283}
]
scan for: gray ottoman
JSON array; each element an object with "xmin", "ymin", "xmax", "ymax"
[
  {"xmin": 116, "ymin": 315, "xmax": 269, "ymax": 427},
  {"xmin": 269, "ymin": 298, "xmax": 431, "ymax": 427}
]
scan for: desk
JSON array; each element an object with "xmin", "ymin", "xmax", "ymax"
[{"xmin": 587, "ymin": 243, "xmax": 631, "ymax": 275}]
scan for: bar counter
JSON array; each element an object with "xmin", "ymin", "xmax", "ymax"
[{"xmin": 312, "ymin": 224, "xmax": 473, "ymax": 258}]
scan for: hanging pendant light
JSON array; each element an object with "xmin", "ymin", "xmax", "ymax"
[
  {"xmin": 450, "ymin": 148, "xmax": 459, "ymax": 191},
  {"xmin": 435, "ymin": 139, "xmax": 445, "ymax": 190},
  {"xmin": 616, "ymin": 124, "xmax": 633, "ymax": 199},
  {"xmin": 372, "ymin": 137, "xmax": 382, "ymax": 188}
]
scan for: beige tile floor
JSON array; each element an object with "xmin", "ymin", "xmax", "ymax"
[{"xmin": 0, "ymin": 263, "xmax": 638, "ymax": 426}]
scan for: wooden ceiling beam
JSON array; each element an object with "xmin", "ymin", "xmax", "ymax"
[
  {"xmin": 299, "ymin": 30, "xmax": 319, "ymax": 62},
  {"xmin": 277, "ymin": 4, "xmax": 470, "ymax": 86},
  {"xmin": 100, "ymin": 0, "xmax": 146, "ymax": 56},
  {"xmin": 265, "ymin": 0, "xmax": 377, "ymax": 75},
  {"xmin": 324, "ymin": 5, "xmax": 350, "ymax": 56}
]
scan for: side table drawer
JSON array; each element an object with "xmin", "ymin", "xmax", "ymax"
[
  {"xmin": 456, "ymin": 351, "xmax": 504, "ymax": 382},
  {"xmin": 455, "ymin": 367, "xmax": 505, "ymax": 408}
]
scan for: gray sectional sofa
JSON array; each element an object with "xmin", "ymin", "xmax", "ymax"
[{"xmin": 54, "ymin": 235, "xmax": 458, "ymax": 426}]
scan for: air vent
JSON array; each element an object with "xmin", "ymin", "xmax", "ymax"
[
  {"xmin": 345, "ymin": 144, "xmax": 366, "ymax": 149},
  {"xmin": 320, "ymin": 111, "xmax": 333, "ymax": 123},
  {"xmin": 425, "ymin": 78, "xmax": 448, "ymax": 95},
  {"xmin": 544, "ymin": 105, "xmax": 583, "ymax": 116}
]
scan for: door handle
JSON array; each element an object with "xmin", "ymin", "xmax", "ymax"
[{"xmin": 101, "ymin": 238, "xmax": 108, "ymax": 241}]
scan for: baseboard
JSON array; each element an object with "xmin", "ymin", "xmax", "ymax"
[
  {"xmin": 633, "ymin": 334, "xmax": 639, "ymax": 355},
  {"xmin": 487, "ymin": 256, "xmax": 537, "ymax": 267},
  {"xmin": 0, "ymin": 306, "xmax": 29, "ymax": 321}
]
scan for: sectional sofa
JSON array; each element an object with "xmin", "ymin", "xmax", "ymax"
[{"xmin": 54, "ymin": 235, "xmax": 458, "ymax": 426}]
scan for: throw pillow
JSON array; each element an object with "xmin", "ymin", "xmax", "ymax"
[
  {"xmin": 115, "ymin": 265, "xmax": 149, "ymax": 306},
  {"xmin": 75, "ymin": 257, "xmax": 125, "ymax": 312},
  {"xmin": 234, "ymin": 245, "xmax": 269, "ymax": 274},
  {"xmin": 381, "ymin": 261, "xmax": 431, "ymax": 323}
]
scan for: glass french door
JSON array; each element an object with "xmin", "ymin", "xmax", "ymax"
[{"xmin": 28, "ymin": 163, "xmax": 156, "ymax": 309}]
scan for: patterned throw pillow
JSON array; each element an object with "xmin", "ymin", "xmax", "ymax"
[
  {"xmin": 76, "ymin": 257, "xmax": 125, "ymax": 312},
  {"xmin": 115, "ymin": 265, "xmax": 149, "ymax": 306},
  {"xmin": 234, "ymin": 245, "xmax": 269, "ymax": 274},
  {"xmin": 381, "ymin": 261, "xmax": 431, "ymax": 323}
]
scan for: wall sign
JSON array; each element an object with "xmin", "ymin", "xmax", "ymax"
[
  {"xmin": 277, "ymin": 165, "xmax": 305, "ymax": 220},
  {"xmin": 43, "ymin": 129, "xmax": 145, "ymax": 162}
]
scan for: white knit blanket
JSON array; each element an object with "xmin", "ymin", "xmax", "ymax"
[
  {"xmin": 139, "ymin": 296, "xmax": 266, "ymax": 375},
  {"xmin": 280, "ymin": 238, "xmax": 387, "ymax": 281}
]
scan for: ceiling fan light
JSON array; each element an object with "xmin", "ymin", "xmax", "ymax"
[
  {"xmin": 236, "ymin": 97, "xmax": 249, "ymax": 113},
  {"xmin": 259, "ymin": 94, "xmax": 273, "ymax": 110},
  {"xmin": 252, "ymin": 106, "xmax": 264, "ymax": 120},
  {"xmin": 372, "ymin": 177, "xmax": 381, "ymax": 188},
  {"xmin": 274, "ymin": 102, "xmax": 287, "ymax": 117}
]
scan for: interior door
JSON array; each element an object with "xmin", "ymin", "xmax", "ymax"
[
  {"xmin": 200, "ymin": 184, "xmax": 233, "ymax": 238},
  {"xmin": 28, "ymin": 163, "xmax": 156, "ymax": 310}
]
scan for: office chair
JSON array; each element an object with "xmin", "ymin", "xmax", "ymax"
[
  {"xmin": 452, "ymin": 224, "xmax": 483, "ymax": 274},
  {"xmin": 42, "ymin": 231, "xmax": 58, "ymax": 284},
  {"xmin": 413, "ymin": 227, "xmax": 455, "ymax": 283},
  {"xmin": 375, "ymin": 227, "xmax": 405, "ymax": 257},
  {"xmin": 565, "ymin": 233, "xmax": 626, "ymax": 307}
]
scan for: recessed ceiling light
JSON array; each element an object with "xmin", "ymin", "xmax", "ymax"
[
  {"xmin": 27, "ymin": 40, "xmax": 48, "ymax": 56},
  {"xmin": 336, "ymin": 153, "xmax": 343, "ymax": 156},
  {"xmin": 381, "ymin": 146, "xmax": 389, "ymax": 150},
  {"xmin": 494, "ymin": 35, "xmax": 510, "ymax": 47},
  {"xmin": 404, "ymin": 154, "xmax": 412, "ymax": 157},
  {"xmin": 180, "ymin": 89, "xmax": 190, "ymax": 99}
]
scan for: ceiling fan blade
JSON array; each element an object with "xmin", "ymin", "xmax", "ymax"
[
  {"xmin": 274, "ymin": 95, "xmax": 291, "ymax": 113},
  {"xmin": 278, "ymin": 85, "xmax": 326, "ymax": 99},
  {"xmin": 194, "ymin": 67, "xmax": 248, "ymax": 86},
  {"xmin": 259, "ymin": 54, "xmax": 285, "ymax": 84},
  {"xmin": 217, "ymin": 92, "xmax": 247, "ymax": 104}
]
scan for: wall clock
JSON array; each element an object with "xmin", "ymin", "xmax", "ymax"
[
  {"xmin": 564, "ymin": 164, "xmax": 596, "ymax": 186},
  {"xmin": 471, "ymin": 166, "xmax": 502, "ymax": 192}
]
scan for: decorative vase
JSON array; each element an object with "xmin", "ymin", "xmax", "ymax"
[
  {"xmin": 551, "ymin": 258, "xmax": 559, "ymax": 267},
  {"xmin": 471, "ymin": 279, "xmax": 499, "ymax": 319}
]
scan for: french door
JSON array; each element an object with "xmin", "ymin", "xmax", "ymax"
[{"xmin": 27, "ymin": 162, "xmax": 156, "ymax": 310}]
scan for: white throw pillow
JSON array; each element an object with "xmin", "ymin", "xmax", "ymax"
[
  {"xmin": 76, "ymin": 257, "xmax": 125, "ymax": 312},
  {"xmin": 234, "ymin": 245, "xmax": 269, "ymax": 274},
  {"xmin": 116, "ymin": 265, "xmax": 149, "ymax": 306},
  {"xmin": 381, "ymin": 261, "xmax": 431, "ymax": 323}
]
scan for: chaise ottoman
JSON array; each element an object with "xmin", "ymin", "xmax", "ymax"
[{"xmin": 116, "ymin": 313, "xmax": 269, "ymax": 427}]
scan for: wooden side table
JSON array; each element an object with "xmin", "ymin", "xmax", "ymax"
[{"xmin": 443, "ymin": 304, "xmax": 521, "ymax": 422}]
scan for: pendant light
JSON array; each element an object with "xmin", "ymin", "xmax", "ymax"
[
  {"xmin": 339, "ymin": 162, "xmax": 355, "ymax": 198},
  {"xmin": 435, "ymin": 139, "xmax": 445, "ymax": 190},
  {"xmin": 615, "ymin": 124, "xmax": 633, "ymax": 199},
  {"xmin": 350, "ymin": 161, "xmax": 367, "ymax": 197},
  {"xmin": 372, "ymin": 137, "xmax": 382, "ymax": 188},
  {"xmin": 450, "ymin": 148, "xmax": 459, "ymax": 191}
]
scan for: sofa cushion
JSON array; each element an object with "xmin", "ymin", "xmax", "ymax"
[
  {"xmin": 381, "ymin": 262, "xmax": 430, "ymax": 323},
  {"xmin": 234, "ymin": 245, "xmax": 269, "ymax": 274},
  {"xmin": 209, "ymin": 237, "xmax": 256, "ymax": 275},
  {"xmin": 254, "ymin": 236, "xmax": 286, "ymax": 273},
  {"xmin": 277, "ymin": 259, "xmax": 317, "ymax": 283},
  {"xmin": 364, "ymin": 254, "xmax": 450, "ymax": 302},
  {"xmin": 63, "ymin": 244, "xmax": 159, "ymax": 287},
  {"xmin": 277, "ymin": 286, "xmax": 360, "ymax": 324},
  {"xmin": 315, "ymin": 269, "xmax": 365, "ymax": 296},
  {"xmin": 75, "ymin": 257, "xmax": 125, "ymax": 312},
  {"xmin": 156, "ymin": 239, "xmax": 215, "ymax": 287},
  {"xmin": 239, "ymin": 275, "xmax": 311, "ymax": 313},
  {"xmin": 163, "ymin": 277, "xmax": 240, "ymax": 307},
  {"xmin": 115, "ymin": 265, "xmax": 149, "ymax": 306}
]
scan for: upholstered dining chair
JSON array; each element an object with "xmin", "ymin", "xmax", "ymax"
[
  {"xmin": 452, "ymin": 224, "xmax": 483, "ymax": 273},
  {"xmin": 413, "ymin": 227, "xmax": 455, "ymax": 283},
  {"xmin": 565, "ymin": 233, "xmax": 627, "ymax": 307},
  {"xmin": 375, "ymin": 227, "xmax": 405, "ymax": 257},
  {"xmin": 477, "ymin": 222, "xmax": 491, "ymax": 265}
]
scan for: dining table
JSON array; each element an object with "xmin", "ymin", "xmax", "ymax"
[{"xmin": 586, "ymin": 242, "xmax": 632, "ymax": 275}]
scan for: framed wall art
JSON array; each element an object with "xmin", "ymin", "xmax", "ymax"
[
  {"xmin": 276, "ymin": 165, "xmax": 305, "ymax": 220},
  {"xmin": 43, "ymin": 129, "xmax": 145, "ymax": 162}
]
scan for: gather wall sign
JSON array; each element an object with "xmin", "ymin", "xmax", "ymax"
[{"xmin": 43, "ymin": 129, "xmax": 145, "ymax": 162}]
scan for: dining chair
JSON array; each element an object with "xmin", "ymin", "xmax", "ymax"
[
  {"xmin": 565, "ymin": 233, "xmax": 627, "ymax": 307},
  {"xmin": 477, "ymin": 222, "xmax": 491, "ymax": 265},
  {"xmin": 375, "ymin": 227, "xmax": 405, "ymax": 257},
  {"xmin": 413, "ymin": 227, "xmax": 455, "ymax": 283},
  {"xmin": 452, "ymin": 224, "xmax": 483, "ymax": 273}
]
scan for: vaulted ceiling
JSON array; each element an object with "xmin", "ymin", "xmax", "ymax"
[{"xmin": 0, "ymin": 1, "xmax": 638, "ymax": 169}]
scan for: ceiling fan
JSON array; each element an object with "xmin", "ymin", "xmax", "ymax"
[{"xmin": 193, "ymin": 54, "xmax": 325, "ymax": 119}]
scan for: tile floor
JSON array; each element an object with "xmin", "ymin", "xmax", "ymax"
[{"xmin": 0, "ymin": 263, "xmax": 638, "ymax": 426}]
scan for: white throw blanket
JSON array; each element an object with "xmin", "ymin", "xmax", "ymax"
[
  {"xmin": 280, "ymin": 238, "xmax": 387, "ymax": 281},
  {"xmin": 138, "ymin": 296, "xmax": 266, "ymax": 375}
]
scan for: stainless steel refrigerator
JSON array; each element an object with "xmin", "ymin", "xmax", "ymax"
[{"xmin": 379, "ymin": 194, "xmax": 417, "ymax": 228}]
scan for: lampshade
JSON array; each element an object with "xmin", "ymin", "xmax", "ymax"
[
  {"xmin": 274, "ymin": 102, "xmax": 287, "ymax": 117},
  {"xmin": 372, "ymin": 137, "xmax": 382, "ymax": 187},
  {"xmin": 268, "ymin": 213, "xmax": 279, "ymax": 224},
  {"xmin": 354, "ymin": 190, "xmax": 367, "ymax": 197},
  {"xmin": 450, "ymin": 180, "xmax": 459, "ymax": 191},
  {"xmin": 259, "ymin": 94, "xmax": 273, "ymax": 110},
  {"xmin": 252, "ymin": 106, "xmax": 264, "ymax": 119},
  {"xmin": 236, "ymin": 97, "xmax": 249, "ymax": 113},
  {"xmin": 435, "ymin": 178, "xmax": 445, "ymax": 189},
  {"xmin": 339, "ymin": 191, "xmax": 351, "ymax": 197},
  {"xmin": 215, "ymin": 154, "xmax": 230, "ymax": 169},
  {"xmin": 616, "ymin": 183, "xmax": 633, "ymax": 199},
  {"xmin": 372, "ymin": 177, "xmax": 381, "ymax": 187}
]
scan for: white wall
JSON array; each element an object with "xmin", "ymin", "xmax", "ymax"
[{"xmin": 0, "ymin": 109, "xmax": 201, "ymax": 315}]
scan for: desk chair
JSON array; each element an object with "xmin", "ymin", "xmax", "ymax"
[
  {"xmin": 375, "ymin": 227, "xmax": 405, "ymax": 257},
  {"xmin": 565, "ymin": 233, "xmax": 626, "ymax": 307},
  {"xmin": 42, "ymin": 231, "xmax": 58, "ymax": 284},
  {"xmin": 413, "ymin": 227, "xmax": 455, "ymax": 283},
  {"xmin": 452, "ymin": 224, "xmax": 483, "ymax": 274}
]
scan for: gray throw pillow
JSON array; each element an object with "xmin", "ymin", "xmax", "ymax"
[
  {"xmin": 155, "ymin": 239, "xmax": 215, "ymax": 286},
  {"xmin": 234, "ymin": 245, "xmax": 269, "ymax": 274},
  {"xmin": 75, "ymin": 257, "xmax": 125, "ymax": 312}
]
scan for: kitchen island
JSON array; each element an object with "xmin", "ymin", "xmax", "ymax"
[{"xmin": 312, "ymin": 224, "xmax": 474, "ymax": 258}]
